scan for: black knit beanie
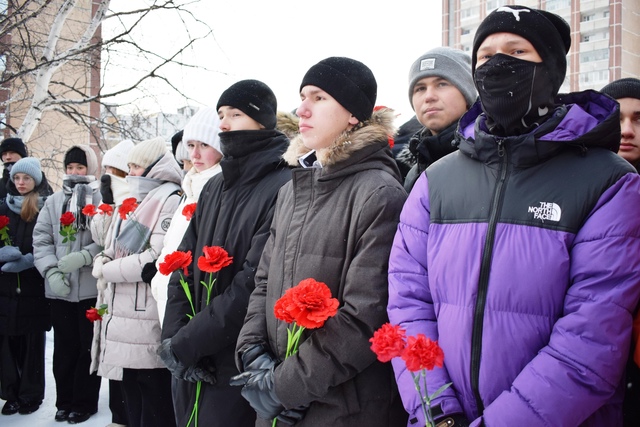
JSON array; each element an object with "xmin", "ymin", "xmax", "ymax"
[
  {"xmin": 601, "ymin": 78, "xmax": 640, "ymax": 100},
  {"xmin": 0, "ymin": 137, "xmax": 27, "ymax": 159},
  {"xmin": 472, "ymin": 5, "xmax": 571, "ymax": 95},
  {"xmin": 64, "ymin": 147, "xmax": 88, "ymax": 168},
  {"xmin": 216, "ymin": 79, "xmax": 277, "ymax": 129},
  {"xmin": 300, "ymin": 57, "xmax": 377, "ymax": 122}
]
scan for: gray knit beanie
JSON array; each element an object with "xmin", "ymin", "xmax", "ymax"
[
  {"xmin": 601, "ymin": 78, "xmax": 640, "ymax": 100},
  {"xmin": 408, "ymin": 47, "xmax": 477, "ymax": 108},
  {"xmin": 10, "ymin": 157, "xmax": 42, "ymax": 186}
]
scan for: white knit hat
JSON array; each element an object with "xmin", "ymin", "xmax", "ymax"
[
  {"xmin": 182, "ymin": 107, "xmax": 221, "ymax": 152},
  {"xmin": 128, "ymin": 137, "xmax": 168, "ymax": 169},
  {"xmin": 102, "ymin": 139, "xmax": 134, "ymax": 173},
  {"xmin": 175, "ymin": 141, "xmax": 190, "ymax": 164}
]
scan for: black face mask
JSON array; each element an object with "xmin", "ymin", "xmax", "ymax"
[{"xmin": 474, "ymin": 54, "xmax": 556, "ymax": 135}]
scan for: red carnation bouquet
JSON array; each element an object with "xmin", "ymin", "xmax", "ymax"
[
  {"xmin": 270, "ymin": 278, "xmax": 339, "ymax": 426},
  {"xmin": 117, "ymin": 197, "xmax": 138, "ymax": 220},
  {"xmin": 274, "ymin": 278, "xmax": 339, "ymax": 358},
  {"xmin": 182, "ymin": 203, "xmax": 197, "ymax": 221},
  {"xmin": 370, "ymin": 323, "xmax": 451, "ymax": 427},
  {"xmin": 159, "ymin": 246, "xmax": 233, "ymax": 427},
  {"xmin": 82, "ymin": 203, "xmax": 115, "ymax": 248}
]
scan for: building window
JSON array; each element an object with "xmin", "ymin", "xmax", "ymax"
[
  {"xmin": 460, "ymin": 7, "xmax": 478, "ymax": 19},
  {"xmin": 486, "ymin": 0, "xmax": 508, "ymax": 12},
  {"xmin": 579, "ymin": 70, "xmax": 609, "ymax": 84},
  {"xmin": 580, "ymin": 48, "xmax": 609, "ymax": 63},
  {"xmin": 581, "ymin": 14, "xmax": 595, "ymax": 22},
  {"xmin": 461, "ymin": 28, "xmax": 470, "ymax": 35},
  {"xmin": 546, "ymin": 0, "xmax": 572, "ymax": 11}
]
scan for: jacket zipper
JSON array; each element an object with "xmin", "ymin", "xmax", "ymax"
[{"xmin": 470, "ymin": 138, "xmax": 509, "ymax": 415}]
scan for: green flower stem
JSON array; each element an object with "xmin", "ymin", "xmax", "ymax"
[
  {"xmin": 186, "ymin": 380, "xmax": 201, "ymax": 427},
  {"xmin": 179, "ymin": 273, "xmax": 196, "ymax": 319}
]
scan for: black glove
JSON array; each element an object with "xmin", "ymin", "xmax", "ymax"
[
  {"xmin": 100, "ymin": 174, "xmax": 114, "ymax": 205},
  {"xmin": 276, "ymin": 406, "xmax": 308, "ymax": 425},
  {"xmin": 158, "ymin": 338, "xmax": 188, "ymax": 379},
  {"xmin": 230, "ymin": 351, "xmax": 283, "ymax": 421},
  {"xmin": 141, "ymin": 261, "xmax": 158, "ymax": 284},
  {"xmin": 240, "ymin": 344, "xmax": 270, "ymax": 371},
  {"xmin": 183, "ymin": 357, "xmax": 217, "ymax": 385}
]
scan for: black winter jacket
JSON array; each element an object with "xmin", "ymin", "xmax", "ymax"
[
  {"xmin": 162, "ymin": 129, "xmax": 292, "ymax": 427},
  {"xmin": 0, "ymin": 183, "xmax": 51, "ymax": 335}
]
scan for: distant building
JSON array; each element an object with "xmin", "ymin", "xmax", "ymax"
[
  {"xmin": 442, "ymin": 0, "xmax": 639, "ymax": 92},
  {"xmin": 102, "ymin": 104, "xmax": 196, "ymax": 149}
]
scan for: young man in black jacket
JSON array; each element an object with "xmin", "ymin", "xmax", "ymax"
[{"xmin": 159, "ymin": 79, "xmax": 292, "ymax": 427}]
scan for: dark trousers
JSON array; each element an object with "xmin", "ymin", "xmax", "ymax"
[
  {"xmin": 121, "ymin": 367, "xmax": 176, "ymax": 427},
  {"xmin": 50, "ymin": 298, "xmax": 101, "ymax": 413},
  {"xmin": 110, "ymin": 379, "xmax": 129, "ymax": 424},
  {"xmin": 0, "ymin": 332, "xmax": 46, "ymax": 404}
]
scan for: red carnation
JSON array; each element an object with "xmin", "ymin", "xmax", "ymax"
[
  {"xmin": 401, "ymin": 334, "xmax": 444, "ymax": 373},
  {"xmin": 182, "ymin": 203, "xmax": 197, "ymax": 221},
  {"xmin": 274, "ymin": 293, "xmax": 296, "ymax": 324},
  {"xmin": 85, "ymin": 304, "xmax": 108, "ymax": 322},
  {"xmin": 276, "ymin": 278, "xmax": 339, "ymax": 329},
  {"xmin": 370, "ymin": 323, "xmax": 407, "ymax": 363},
  {"xmin": 86, "ymin": 308, "xmax": 101, "ymax": 322},
  {"xmin": 82, "ymin": 204, "xmax": 98, "ymax": 216},
  {"xmin": 98, "ymin": 203, "xmax": 114, "ymax": 216},
  {"xmin": 0, "ymin": 215, "xmax": 9, "ymax": 230},
  {"xmin": 118, "ymin": 197, "xmax": 138, "ymax": 220},
  {"xmin": 60, "ymin": 212, "xmax": 76, "ymax": 226},
  {"xmin": 159, "ymin": 250, "xmax": 192, "ymax": 276},
  {"xmin": 197, "ymin": 246, "xmax": 233, "ymax": 274}
]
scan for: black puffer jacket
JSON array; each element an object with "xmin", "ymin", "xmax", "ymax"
[
  {"xmin": 0, "ymin": 181, "xmax": 52, "ymax": 335},
  {"xmin": 402, "ymin": 120, "xmax": 458, "ymax": 192},
  {"xmin": 162, "ymin": 129, "xmax": 292, "ymax": 427}
]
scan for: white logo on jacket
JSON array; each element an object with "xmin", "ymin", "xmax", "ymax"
[{"xmin": 528, "ymin": 202, "xmax": 562, "ymax": 222}]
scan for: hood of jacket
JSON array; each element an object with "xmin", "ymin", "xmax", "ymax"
[
  {"xmin": 66, "ymin": 145, "xmax": 99, "ymax": 177},
  {"xmin": 145, "ymin": 151, "xmax": 183, "ymax": 185},
  {"xmin": 283, "ymin": 107, "xmax": 400, "ymax": 181},
  {"xmin": 456, "ymin": 89, "xmax": 621, "ymax": 167}
]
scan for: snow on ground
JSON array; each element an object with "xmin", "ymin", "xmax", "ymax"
[{"xmin": 2, "ymin": 330, "xmax": 111, "ymax": 426}]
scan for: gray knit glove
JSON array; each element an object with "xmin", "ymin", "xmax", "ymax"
[
  {"xmin": 46, "ymin": 268, "xmax": 70, "ymax": 297},
  {"xmin": 58, "ymin": 249, "xmax": 92, "ymax": 273}
]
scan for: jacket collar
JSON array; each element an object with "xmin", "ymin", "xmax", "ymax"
[
  {"xmin": 219, "ymin": 130, "xmax": 289, "ymax": 188},
  {"xmin": 283, "ymin": 108, "xmax": 397, "ymax": 169},
  {"xmin": 456, "ymin": 90, "xmax": 620, "ymax": 167}
]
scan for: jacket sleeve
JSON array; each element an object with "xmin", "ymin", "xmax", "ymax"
[
  {"xmin": 101, "ymin": 195, "xmax": 180, "ymax": 284},
  {"xmin": 273, "ymin": 185, "xmax": 407, "ymax": 409},
  {"xmin": 388, "ymin": 173, "xmax": 464, "ymax": 424},
  {"xmin": 234, "ymin": 207, "xmax": 278, "ymax": 369},
  {"xmin": 480, "ymin": 174, "xmax": 640, "ymax": 426},
  {"xmin": 169, "ymin": 203, "xmax": 277, "ymax": 366},
  {"xmin": 33, "ymin": 193, "xmax": 60, "ymax": 276}
]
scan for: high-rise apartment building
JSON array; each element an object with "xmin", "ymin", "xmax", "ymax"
[{"xmin": 442, "ymin": 0, "xmax": 639, "ymax": 92}]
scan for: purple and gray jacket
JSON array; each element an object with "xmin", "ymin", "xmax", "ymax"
[{"xmin": 388, "ymin": 90, "xmax": 640, "ymax": 426}]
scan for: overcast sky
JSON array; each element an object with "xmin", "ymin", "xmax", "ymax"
[{"xmin": 105, "ymin": 0, "xmax": 444, "ymax": 126}]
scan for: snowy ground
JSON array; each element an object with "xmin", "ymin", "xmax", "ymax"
[{"xmin": 2, "ymin": 330, "xmax": 111, "ymax": 426}]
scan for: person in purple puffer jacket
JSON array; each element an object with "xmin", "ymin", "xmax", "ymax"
[{"xmin": 388, "ymin": 5, "xmax": 640, "ymax": 427}]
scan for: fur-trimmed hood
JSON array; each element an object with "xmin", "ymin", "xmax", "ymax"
[{"xmin": 283, "ymin": 107, "xmax": 397, "ymax": 167}]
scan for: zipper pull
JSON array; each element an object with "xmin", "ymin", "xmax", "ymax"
[{"xmin": 497, "ymin": 138, "xmax": 505, "ymax": 157}]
